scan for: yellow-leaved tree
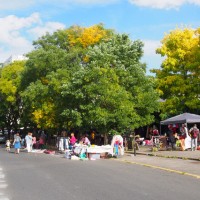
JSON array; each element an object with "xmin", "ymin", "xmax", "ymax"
[
  {"xmin": 151, "ymin": 27, "xmax": 200, "ymax": 118},
  {"xmin": 66, "ymin": 24, "xmax": 110, "ymax": 48},
  {"xmin": 0, "ymin": 61, "xmax": 25, "ymax": 130}
]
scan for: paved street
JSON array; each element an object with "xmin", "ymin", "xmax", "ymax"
[{"xmin": 1, "ymin": 147, "xmax": 200, "ymax": 200}]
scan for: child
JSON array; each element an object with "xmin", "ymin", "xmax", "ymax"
[
  {"xmin": 6, "ymin": 140, "xmax": 11, "ymax": 152},
  {"xmin": 114, "ymin": 138, "xmax": 122, "ymax": 156}
]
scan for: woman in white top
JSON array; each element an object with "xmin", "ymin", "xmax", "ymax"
[
  {"xmin": 181, "ymin": 123, "xmax": 191, "ymax": 150},
  {"xmin": 25, "ymin": 132, "xmax": 33, "ymax": 152}
]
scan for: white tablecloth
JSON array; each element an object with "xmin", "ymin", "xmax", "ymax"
[{"xmin": 87, "ymin": 145, "xmax": 113, "ymax": 155}]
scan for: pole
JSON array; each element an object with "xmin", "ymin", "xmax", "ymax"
[{"xmin": 133, "ymin": 132, "xmax": 136, "ymax": 156}]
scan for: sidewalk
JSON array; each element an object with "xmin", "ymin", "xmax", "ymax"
[
  {"xmin": 129, "ymin": 146, "xmax": 200, "ymax": 161},
  {"xmin": 117, "ymin": 146, "xmax": 200, "ymax": 179}
]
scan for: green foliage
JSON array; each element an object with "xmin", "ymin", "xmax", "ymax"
[
  {"xmin": 60, "ymin": 33, "xmax": 159, "ymax": 132},
  {"xmin": 151, "ymin": 27, "xmax": 200, "ymax": 117},
  {"xmin": 0, "ymin": 61, "xmax": 25, "ymax": 129},
  {"xmin": 0, "ymin": 24, "xmax": 159, "ymax": 133}
]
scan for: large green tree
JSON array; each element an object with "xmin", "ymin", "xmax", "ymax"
[
  {"xmin": 21, "ymin": 24, "xmax": 159, "ymax": 134},
  {"xmin": 61, "ymin": 34, "xmax": 159, "ymax": 134},
  {"xmin": 21, "ymin": 24, "xmax": 111, "ymax": 130},
  {"xmin": 151, "ymin": 28, "xmax": 200, "ymax": 118}
]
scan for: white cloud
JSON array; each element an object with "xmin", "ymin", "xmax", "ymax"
[
  {"xmin": 0, "ymin": 0, "xmax": 118, "ymax": 10},
  {"xmin": 29, "ymin": 22, "xmax": 65, "ymax": 39},
  {"xmin": 60, "ymin": 0, "xmax": 118, "ymax": 4},
  {"xmin": 189, "ymin": 0, "xmax": 200, "ymax": 6},
  {"xmin": 141, "ymin": 40, "xmax": 164, "ymax": 72},
  {"xmin": 0, "ymin": 13, "xmax": 65, "ymax": 63},
  {"xmin": 1, "ymin": 0, "xmax": 200, "ymax": 10},
  {"xmin": 0, "ymin": 0, "xmax": 35, "ymax": 10},
  {"xmin": 0, "ymin": 13, "xmax": 40, "ymax": 62},
  {"xmin": 0, "ymin": 13, "xmax": 41, "ymax": 34},
  {"xmin": 128, "ymin": 0, "xmax": 200, "ymax": 9},
  {"xmin": 143, "ymin": 40, "xmax": 161, "ymax": 56}
]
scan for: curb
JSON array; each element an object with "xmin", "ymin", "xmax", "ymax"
[{"xmin": 125, "ymin": 151, "xmax": 200, "ymax": 162}]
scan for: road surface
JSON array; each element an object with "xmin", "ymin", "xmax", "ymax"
[{"xmin": 0, "ymin": 148, "xmax": 199, "ymax": 200}]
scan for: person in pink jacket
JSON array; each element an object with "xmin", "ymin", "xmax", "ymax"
[{"xmin": 69, "ymin": 133, "xmax": 77, "ymax": 149}]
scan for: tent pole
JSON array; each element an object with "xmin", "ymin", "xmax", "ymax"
[{"xmin": 160, "ymin": 124, "xmax": 161, "ymax": 135}]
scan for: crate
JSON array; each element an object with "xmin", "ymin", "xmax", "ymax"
[{"xmin": 88, "ymin": 153, "xmax": 100, "ymax": 160}]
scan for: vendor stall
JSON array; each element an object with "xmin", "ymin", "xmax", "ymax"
[
  {"xmin": 87, "ymin": 145, "xmax": 113, "ymax": 159},
  {"xmin": 73, "ymin": 144, "xmax": 113, "ymax": 160},
  {"xmin": 160, "ymin": 113, "xmax": 200, "ymax": 150}
]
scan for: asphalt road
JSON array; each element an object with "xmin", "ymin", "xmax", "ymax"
[{"xmin": 0, "ymin": 148, "xmax": 200, "ymax": 200}]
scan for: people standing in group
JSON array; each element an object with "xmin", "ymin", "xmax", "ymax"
[
  {"xmin": 189, "ymin": 124, "xmax": 199, "ymax": 151},
  {"xmin": 13, "ymin": 132, "xmax": 21, "ymax": 154},
  {"xmin": 25, "ymin": 132, "xmax": 33, "ymax": 153}
]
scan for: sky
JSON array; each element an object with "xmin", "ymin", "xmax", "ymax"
[{"xmin": 0, "ymin": 0, "xmax": 200, "ymax": 73}]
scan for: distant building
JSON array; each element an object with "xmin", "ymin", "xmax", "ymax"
[{"xmin": 3, "ymin": 55, "xmax": 28, "ymax": 66}]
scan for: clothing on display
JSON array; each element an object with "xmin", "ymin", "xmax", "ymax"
[{"xmin": 57, "ymin": 137, "xmax": 69, "ymax": 151}]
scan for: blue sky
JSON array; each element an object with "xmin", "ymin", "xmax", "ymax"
[{"xmin": 0, "ymin": 0, "xmax": 200, "ymax": 73}]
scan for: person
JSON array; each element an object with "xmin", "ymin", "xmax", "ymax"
[
  {"xmin": 32, "ymin": 135, "xmax": 37, "ymax": 149},
  {"xmin": 39, "ymin": 131, "xmax": 46, "ymax": 149},
  {"xmin": 189, "ymin": 124, "xmax": 199, "ymax": 151},
  {"xmin": 181, "ymin": 123, "xmax": 191, "ymax": 150},
  {"xmin": 180, "ymin": 124, "xmax": 186, "ymax": 139},
  {"xmin": 25, "ymin": 132, "xmax": 33, "ymax": 152},
  {"xmin": 166, "ymin": 125, "xmax": 176, "ymax": 150},
  {"xmin": 5, "ymin": 139, "xmax": 11, "ymax": 152},
  {"xmin": 152, "ymin": 126, "xmax": 159, "ymax": 136},
  {"xmin": 152, "ymin": 126, "xmax": 159, "ymax": 146},
  {"xmin": 69, "ymin": 133, "xmax": 77, "ymax": 150},
  {"xmin": 111, "ymin": 135, "xmax": 124, "ymax": 156},
  {"xmin": 90, "ymin": 131, "xmax": 95, "ymax": 145},
  {"xmin": 13, "ymin": 132, "xmax": 21, "ymax": 154},
  {"xmin": 83, "ymin": 135, "xmax": 91, "ymax": 146},
  {"xmin": 148, "ymin": 127, "xmax": 153, "ymax": 139}
]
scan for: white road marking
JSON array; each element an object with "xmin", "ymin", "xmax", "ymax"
[
  {"xmin": 0, "ymin": 185, "xmax": 7, "ymax": 189},
  {"xmin": 0, "ymin": 167, "xmax": 9, "ymax": 200}
]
